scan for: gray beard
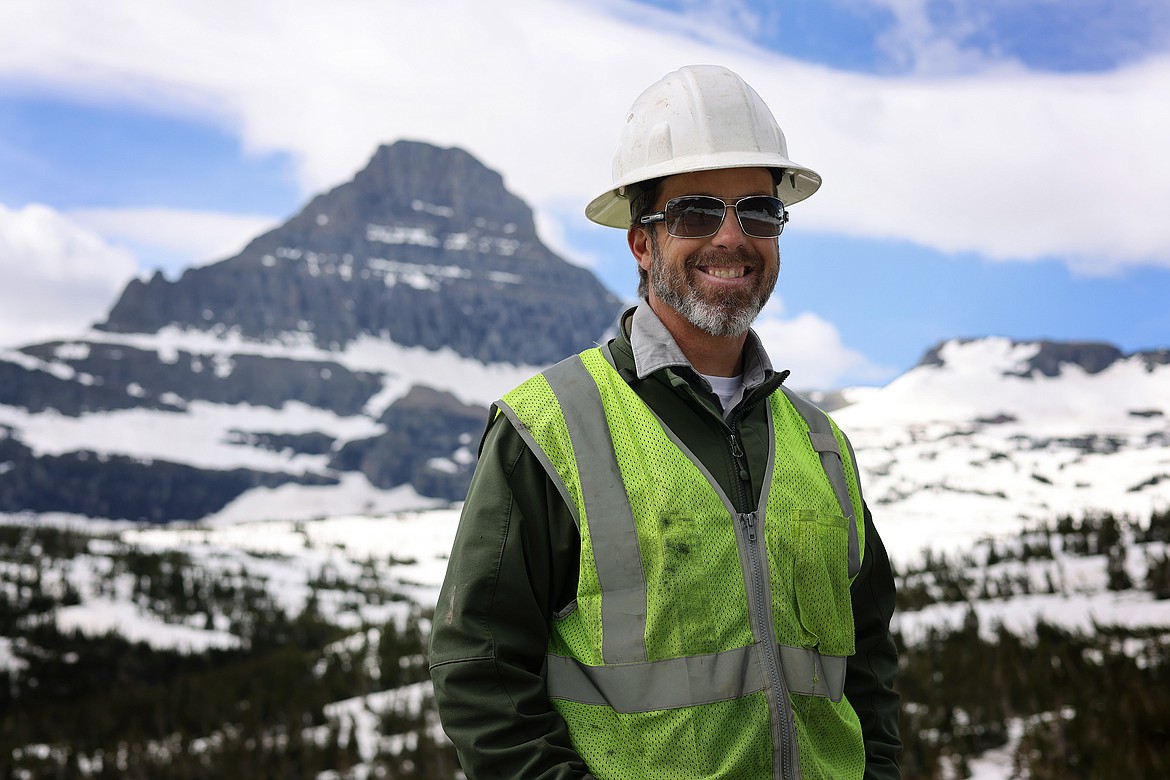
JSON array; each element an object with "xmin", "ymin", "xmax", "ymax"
[
  {"xmin": 648, "ymin": 233, "xmax": 777, "ymax": 338},
  {"xmin": 652, "ymin": 276, "xmax": 761, "ymax": 337}
]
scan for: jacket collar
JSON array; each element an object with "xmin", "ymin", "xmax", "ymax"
[{"xmin": 626, "ymin": 303, "xmax": 779, "ymax": 392}]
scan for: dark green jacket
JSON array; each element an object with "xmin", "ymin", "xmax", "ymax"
[{"xmin": 429, "ymin": 305, "xmax": 902, "ymax": 779}]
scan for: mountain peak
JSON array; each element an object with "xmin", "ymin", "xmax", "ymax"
[
  {"xmin": 307, "ymin": 140, "xmax": 539, "ymax": 243},
  {"xmin": 365, "ymin": 141, "xmax": 532, "ymax": 225},
  {"xmin": 97, "ymin": 140, "xmax": 622, "ymax": 366},
  {"xmin": 917, "ymin": 337, "xmax": 1125, "ymax": 378}
]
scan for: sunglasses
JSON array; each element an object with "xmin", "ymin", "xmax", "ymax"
[{"xmin": 639, "ymin": 194, "xmax": 789, "ymax": 239}]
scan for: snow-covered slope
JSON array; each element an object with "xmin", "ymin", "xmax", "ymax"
[
  {"xmin": 0, "ymin": 141, "xmax": 623, "ymax": 523},
  {"xmin": 833, "ymin": 337, "xmax": 1170, "ymax": 561},
  {"xmin": 0, "ymin": 330, "xmax": 537, "ymax": 521}
]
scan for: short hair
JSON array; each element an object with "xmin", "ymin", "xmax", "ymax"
[{"xmin": 627, "ymin": 178, "xmax": 663, "ymax": 299}]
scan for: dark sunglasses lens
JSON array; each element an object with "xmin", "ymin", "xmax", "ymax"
[
  {"xmin": 663, "ymin": 195, "xmax": 786, "ymax": 238},
  {"xmin": 736, "ymin": 196, "xmax": 786, "ymax": 238},
  {"xmin": 666, "ymin": 197, "xmax": 726, "ymax": 238}
]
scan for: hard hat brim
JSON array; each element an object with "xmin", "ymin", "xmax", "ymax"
[{"xmin": 585, "ymin": 155, "xmax": 822, "ymax": 229}]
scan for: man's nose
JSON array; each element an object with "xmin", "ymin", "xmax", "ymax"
[{"xmin": 710, "ymin": 204, "xmax": 748, "ymax": 248}]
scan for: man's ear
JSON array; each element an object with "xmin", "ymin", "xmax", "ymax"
[{"xmin": 628, "ymin": 227, "xmax": 653, "ymax": 272}]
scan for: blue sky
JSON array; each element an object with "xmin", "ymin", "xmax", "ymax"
[{"xmin": 1, "ymin": 0, "xmax": 1168, "ymax": 388}]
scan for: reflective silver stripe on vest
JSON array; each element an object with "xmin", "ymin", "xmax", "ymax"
[
  {"xmin": 778, "ymin": 645, "xmax": 847, "ymax": 702},
  {"xmin": 547, "ymin": 644, "xmax": 846, "ymax": 713},
  {"xmin": 841, "ymin": 432, "xmax": 867, "ymax": 510},
  {"xmin": 542, "ymin": 355, "xmax": 648, "ymax": 664},
  {"xmin": 494, "ymin": 401, "xmax": 582, "ymax": 531},
  {"xmin": 779, "ymin": 387, "xmax": 862, "ymax": 579}
]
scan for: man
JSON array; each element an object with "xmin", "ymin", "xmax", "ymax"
[{"xmin": 429, "ymin": 64, "xmax": 901, "ymax": 780}]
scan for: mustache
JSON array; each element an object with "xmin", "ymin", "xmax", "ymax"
[{"xmin": 684, "ymin": 246, "xmax": 764, "ymax": 270}]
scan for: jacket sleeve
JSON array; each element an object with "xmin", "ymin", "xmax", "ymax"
[
  {"xmin": 428, "ymin": 414, "xmax": 595, "ymax": 780},
  {"xmin": 846, "ymin": 503, "xmax": 903, "ymax": 780}
]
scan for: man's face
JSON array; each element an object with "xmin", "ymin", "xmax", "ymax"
[{"xmin": 633, "ymin": 167, "xmax": 780, "ymax": 339}]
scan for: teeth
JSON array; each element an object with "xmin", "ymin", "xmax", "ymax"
[{"xmin": 707, "ymin": 267, "xmax": 745, "ymax": 279}]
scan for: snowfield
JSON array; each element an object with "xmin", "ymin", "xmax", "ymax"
[
  {"xmin": 834, "ymin": 338, "xmax": 1170, "ymax": 560},
  {"xmin": 3, "ymin": 336, "xmax": 1169, "ymax": 777}
]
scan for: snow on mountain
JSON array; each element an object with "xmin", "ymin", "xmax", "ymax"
[
  {"xmin": 0, "ymin": 507, "xmax": 462, "ymax": 673},
  {"xmin": 76, "ymin": 324, "xmax": 544, "ymax": 410},
  {"xmin": 0, "ymin": 332, "xmax": 534, "ymax": 472},
  {"xmin": 123, "ymin": 508, "xmax": 462, "ymax": 611},
  {"xmin": 0, "ymin": 141, "xmax": 623, "ymax": 523},
  {"xmin": 55, "ymin": 597, "xmax": 243, "ymax": 653},
  {"xmin": 834, "ymin": 337, "xmax": 1170, "ymax": 562},
  {"xmin": 894, "ymin": 532, "xmax": 1170, "ymax": 646}
]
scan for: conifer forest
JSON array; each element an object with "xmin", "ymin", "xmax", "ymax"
[{"xmin": 2, "ymin": 508, "xmax": 1168, "ymax": 778}]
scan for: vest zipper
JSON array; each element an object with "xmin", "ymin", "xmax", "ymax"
[
  {"xmin": 728, "ymin": 432, "xmax": 751, "ymax": 486},
  {"xmin": 739, "ymin": 507, "xmax": 756, "ymax": 542},
  {"xmin": 729, "ymin": 396, "xmax": 800, "ymax": 780},
  {"xmin": 738, "ymin": 508, "xmax": 798, "ymax": 780}
]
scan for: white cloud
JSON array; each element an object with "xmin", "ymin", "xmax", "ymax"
[
  {"xmin": 753, "ymin": 300, "xmax": 896, "ymax": 389},
  {"xmin": 790, "ymin": 55, "xmax": 1170, "ymax": 273},
  {"xmin": 69, "ymin": 207, "xmax": 279, "ymax": 272},
  {"xmin": 865, "ymin": 0, "xmax": 993, "ymax": 73},
  {"xmin": 858, "ymin": 0, "xmax": 1170, "ymax": 75},
  {"xmin": 638, "ymin": 0, "xmax": 779, "ymax": 42},
  {"xmin": 0, "ymin": 0, "xmax": 1167, "ymax": 280},
  {"xmin": 0, "ymin": 203, "xmax": 138, "ymax": 347}
]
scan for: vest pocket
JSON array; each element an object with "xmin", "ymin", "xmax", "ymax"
[{"xmin": 791, "ymin": 509, "xmax": 855, "ymax": 657}]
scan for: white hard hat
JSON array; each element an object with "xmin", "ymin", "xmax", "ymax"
[{"xmin": 586, "ymin": 64, "xmax": 822, "ymax": 229}]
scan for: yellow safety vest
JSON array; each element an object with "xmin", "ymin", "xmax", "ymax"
[{"xmin": 496, "ymin": 346, "xmax": 868, "ymax": 780}]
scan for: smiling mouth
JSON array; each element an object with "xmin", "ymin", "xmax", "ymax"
[{"xmin": 701, "ymin": 266, "xmax": 749, "ymax": 279}]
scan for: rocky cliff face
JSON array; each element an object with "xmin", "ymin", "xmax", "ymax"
[
  {"xmin": 100, "ymin": 140, "xmax": 619, "ymax": 366},
  {"xmin": 0, "ymin": 141, "xmax": 625, "ymax": 522}
]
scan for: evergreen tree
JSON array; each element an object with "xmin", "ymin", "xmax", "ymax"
[
  {"xmin": 1146, "ymin": 551, "xmax": 1170, "ymax": 600},
  {"xmin": 1106, "ymin": 545, "xmax": 1133, "ymax": 591}
]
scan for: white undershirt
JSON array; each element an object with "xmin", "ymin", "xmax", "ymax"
[{"xmin": 701, "ymin": 372, "xmax": 745, "ymax": 413}]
